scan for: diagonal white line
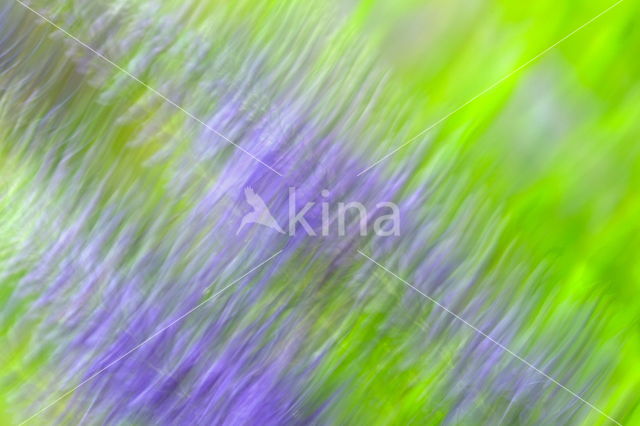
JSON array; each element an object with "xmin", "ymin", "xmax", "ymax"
[
  {"xmin": 357, "ymin": 250, "xmax": 621, "ymax": 425},
  {"xmin": 14, "ymin": 0, "xmax": 284, "ymax": 177},
  {"xmin": 18, "ymin": 250, "xmax": 283, "ymax": 425},
  {"xmin": 357, "ymin": 0, "xmax": 626, "ymax": 176}
]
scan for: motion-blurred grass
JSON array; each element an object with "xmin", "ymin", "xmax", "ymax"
[{"xmin": 1, "ymin": 0, "xmax": 639, "ymax": 424}]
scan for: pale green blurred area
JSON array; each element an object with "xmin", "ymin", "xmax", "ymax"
[
  {"xmin": 1, "ymin": 0, "xmax": 639, "ymax": 423},
  {"xmin": 354, "ymin": 0, "xmax": 640, "ymax": 422}
]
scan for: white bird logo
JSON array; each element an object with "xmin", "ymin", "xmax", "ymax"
[{"xmin": 237, "ymin": 187, "xmax": 284, "ymax": 234}]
